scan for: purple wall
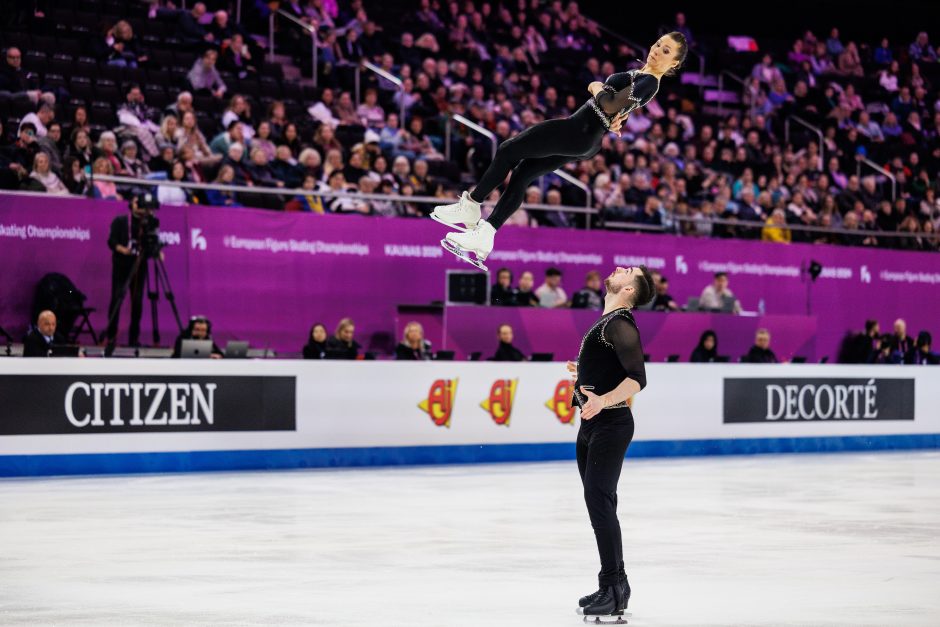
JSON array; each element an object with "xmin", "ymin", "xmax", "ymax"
[
  {"xmin": 1, "ymin": 195, "xmax": 937, "ymax": 359},
  {"xmin": 435, "ymin": 307, "xmax": 816, "ymax": 362}
]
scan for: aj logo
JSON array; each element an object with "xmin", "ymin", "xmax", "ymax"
[
  {"xmin": 480, "ymin": 379, "xmax": 517, "ymax": 426},
  {"xmin": 545, "ymin": 380, "xmax": 577, "ymax": 425},
  {"xmin": 191, "ymin": 228, "xmax": 207, "ymax": 251},
  {"xmin": 419, "ymin": 379, "xmax": 458, "ymax": 428}
]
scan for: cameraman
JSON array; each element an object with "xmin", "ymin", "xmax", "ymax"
[{"xmin": 105, "ymin": 192, "xmax": 160, "ymax": 350}]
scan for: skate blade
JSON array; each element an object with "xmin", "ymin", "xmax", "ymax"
[
  {"xmin": 430, "ymin": 212, "xmax": 470, "ymax": 233},
  {"xmin": 441, "ymin": 238, "xmax": 488, "ymax": 271},
  {"xmin": 576, "ymin": 609, "xmax": 631, "ymax": 624}
]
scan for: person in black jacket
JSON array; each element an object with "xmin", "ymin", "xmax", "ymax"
[
  {"xmin": 303, "ymin": 323, "xmax": 328, "ymax": 359},
  {"xmin": 690, "ymin": 330, "xmax": 718, "ymax": 362},
  {"xmin": 325, "ymin": 318, "xmax": 361, "ymax": 359},
  {"xmin": 23, "ymin": 310, "xmax": 61, "ymax": 357},
  {"xmin": 742, "ymin": 328, "xmax": 778, "ymax": 363},
  {"xmin": 395, "ymin": 321, "xmax": 432, "ymax": 360},
  {"xmin": 492, "ymin": 324, "xmax": 526, "ymax": 361},
  {"xmin": 907, "ymin": 331, "xmax": 940, "ymax": 365},
  {"xmin": 515, "ymin": 271, "xmax": 540, "ymax": 307},
  {"xmin": 171, "ymin": 316, "xmax": 223, "ymax": 358},
  {"xmin": 105, "ymin": 193, "xmax": 154, "ymax": 350},
  {"xmin": 491, "ymin": 268, "xmax": 517, "ymax": 306},
  {"xmin": 571, "ymin": 271, "xmax": 604, "ymax": 310}
]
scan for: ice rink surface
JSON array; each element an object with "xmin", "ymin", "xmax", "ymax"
[{"xmin": 1, "ymin": 451, "xmax": 939, "ymax": 626}]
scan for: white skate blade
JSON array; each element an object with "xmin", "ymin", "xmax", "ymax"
[
  {"xmin": 576, "ymin": 608, "xmax": 631, "ymax": 624},
  {"xmin": 430, "ymin": 211, "xmax": 470, "ymax": 233},
  {"xmin": 441, "ymin": 238, "xmax": 488, "ymax": 271}
]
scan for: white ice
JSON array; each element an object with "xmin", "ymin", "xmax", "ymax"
[{"xmin": 1, "ymin": 451, "xmax": 939, "ymax": 626}]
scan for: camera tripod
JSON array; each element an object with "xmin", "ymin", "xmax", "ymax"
[{"xmin": 105, "ymin": 248, "xmax": 183, "ymax": 355}]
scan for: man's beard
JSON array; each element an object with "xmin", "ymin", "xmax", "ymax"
[{"xmin": 604, "ymin": 278, "xmax": 622, "ymax": 294}]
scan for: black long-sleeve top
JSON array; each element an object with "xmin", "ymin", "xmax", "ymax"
[
  {"xmin": 572, "ymin": 308, "xmax": 647, "ymax": 410},
  {"xmin": 588, "ymin": 70, "xmax": 661, "ymax": 130}
]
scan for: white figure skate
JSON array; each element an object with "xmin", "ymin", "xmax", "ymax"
[
  {"xmin": 430, "ymin": 191, "xmax": 482, "ymax": 232},
  {"xmin": 441, "ymin": 219, "xmax": 495, "ymax": 272}
]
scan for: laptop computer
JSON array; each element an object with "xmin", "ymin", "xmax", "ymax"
[
  {"xmin": 224, "ymin": 340, "xmax": 249, "ymax": 359},
  {"xmin": 530, "ymin": 352, "xmax": 554, "ymax": 362},
  {"xmin": 180, "ymin": 339, "xmax": 214, "ymax": 359},
  {"xmin": 50, "ymin": 344, "xmax": 81, "ymax": 357}
]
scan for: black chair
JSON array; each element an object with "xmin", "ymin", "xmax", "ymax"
[
  {"xmin": 95, "ymin": 80, "xmax": 121, "ymax": 103},
  {"xmin": 69, "ymin": 307, "xmax": 98, "ymax": 345},
  {"xmin": 48, "ymin": 53, "xmax": 75, "ymax": 76},
  {"xmin": 434, "ymin": 350, "xmax": 455, "ymax": 361},
  {"xmin": 69, "ymin": 77, "xmax": 95, "ymax": 102},
  {"xmin": 23, "ymin": 51, "xmax": 48, "ymax": 76},
  {"xmin": 469, "ymin": 351, "xmax": 482, "ymax": 361},
  {"xmin": 75, "ymin": 56, "xmax": 99, "ymax": 77},
  {"xmin": 530, "ymin": 353, "xmax": 554, "ymax": 362},
  {"xmin": 666, "ymin": 354, "xmax": 680, "ymax": 362}
]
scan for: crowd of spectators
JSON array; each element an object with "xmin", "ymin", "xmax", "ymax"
[{"xmin": 1, "ymin": 1, "xmax": 939, "ymax": 253}]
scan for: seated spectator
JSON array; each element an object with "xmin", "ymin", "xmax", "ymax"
[
  {"xmin": 95, "ymin": 131, "xmax": 126, "ymax": 175},
  {"xmin": 302, "ymin": 323, "xmax": 328, "ymax": 359},
  {"xmin": 204, "ymin": 164, "xmax": 243, "ymax": 207},
  {"xmin": 571, "ymin": 271, "xmax": 604, "ymax": 310},
  {"xmin": 178, "ymin": 3, "xmax": 212, "ymax": 47},
  {"xmin": 535, "ymin": 267, "xmax": 567, "ymax": 308},
  {"xmin": 395, "ymin": 322, "xmax": 432, "ymax": 360},
  {"xmin": 252, "ymin": 121, "xmax": 277, "ymax": 163},
  {"xmin": 219, "ymin": 33, "xmax": 257, "ymax": 79},
  {"xmin": 698, "ymin": 272, "xmax": 741, "ymax": 313},
  {"xmin": 23, "ymin": 152, "xmax": 68, "ymax": 195},
  {"xmin": 67, "ymin": 129, "xmax": 94, "ymax": 171},
  {"xmin": 117, "ymin": 85, "xmax": 161, "ymax": 159},
  {"xmin": 221, "ymin": 94, "xmax": 255, "ymax": 142},
  {"xmin": 23, "ymin": 310, "xmax": 62, "ymax": 357},
  {"xmin": 91, "ymin": 158, "xmax": 121, "ymax": 200},
  {"xmin": 761, "ymin": 209, "xmax": 792, "ymax": 243},
  {"xmin": 840, "ymin": 319, "xmax": 881, "ymax": 364},
  {"xmin": 19, "ymin": 102, "xmax": 54, "ymax": 138},
  {"xmin": 61, "ymin": 156, "xmax": 91, "ymax": 195},
  {"xmin": 690, "ymin": 330, "xmax": 719, "ymax": 363},
  {"xmin": 188, "ymin": 48, "xmax": 227, "ymax": 99},
  {"xmin": 650, "ymin": 274, "xmax": 679, "ymax": 311},
  {"xmin": 909, "ymin": 32, "xmax": 938, "ymax": 63},
  {"xmin": 158, "ymin": 161, "xmax": 194, "ymax": 206},
  {"xmin": 177, "ymin": 111, "xmax": 218, "ymax": 165},
  {"xmin": 742, "ymin": 328, "xmax": 778, "ymax": 363},
  {"xmin": 890, "ymin": 318, "xmax": 914, "ymax": 361},
  {"xmin": 120, "ymin": 140, "xmax": 149, "ymax": 179},
  {"xmin": 270, "ymin": 145, "xmax": 303, "ymax": 188},
  {"xmin": 492, "ymin": 324, "xmax": 525, "ymax": 361},
  {"xmin": 324, "ymin": 170, "xmax": 368, "ymax": 213},
  {"xmin": 515, "ymin": 271, "xmax": 540, "ymax": 307},
  {"xmin": 245, "ymin": 147, "xmax": 283, "ymax": 188},
  {"xmin": 906, "ymin": 331, "xmax": 939, "ymax": 365},
  {"xmin": 285, "ymin": 175, "xmax": 326, "ymax": 213},
  {"xmin": 171, "ymin": 316, "xmax": 223, "ymax": 358},
  {"xmin": 357, "ymin": 88, "xmax": 385, "ymax": 129},
  {"xmin": 491, "ymin": 268, "xmax": 517, "ymax": 306},
  {"xmin": 308, "ymin": 88, "xmax": 341, "ymax": 129},
  {"xmin": 325, "ymin": 318, "xmax": 360, "ymax": 359}
]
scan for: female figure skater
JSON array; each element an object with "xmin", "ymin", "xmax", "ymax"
[{"xmin": 433, "ymin": 33, "xmax": 688, "ymax": 269}]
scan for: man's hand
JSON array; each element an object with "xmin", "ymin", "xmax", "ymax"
[
  {"xmin": 609, "ymin": 111, "xmax": 629, "ymax": 134},
  {"xmin": 566, "ymin": 360, "xmax": 577, "ymax": 380},
  {"xmin": 579, "ymin": 386, "xmax": 606, "ymax": 420},
  {"xmin": 587, "ymin": 81, "xmax": 604, "ymax": 97}
]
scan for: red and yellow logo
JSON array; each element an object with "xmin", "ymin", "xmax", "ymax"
[
  {"xmin": 480, "ymin": 379, "xmax": 518, "ymax": 426},
  {"xmin": 545, "ymin": 380, "xmax": 577, "ymax": 425},
  {"xmin": 419, "ymin": 379, "xmax": 458, "ymax": 428}
]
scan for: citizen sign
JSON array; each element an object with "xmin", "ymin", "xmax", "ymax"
[
  {"xmin": 723, "ymin": 378, "xmax": 914, "ymax": 423},
  {"xmin": 0, "ymin": 376, "xmax": 296, "ymax": 434}
]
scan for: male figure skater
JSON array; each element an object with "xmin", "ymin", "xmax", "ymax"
[{"xmin": 567, "ymin": 265, "xmax": 654, "ymax": 621}]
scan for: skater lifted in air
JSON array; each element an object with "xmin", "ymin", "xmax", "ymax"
[
  {"xmin": 433, "ymin": 33, "xmax": 688, "ymax": 270},
  {"xmin": 570, "ymin": 265, "xmax": 653, "ymax": 624}
]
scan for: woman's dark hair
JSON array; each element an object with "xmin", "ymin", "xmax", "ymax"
[
  {"xmin": 308, "ymin": 323, "xmax": 327, "ymax": 343},
  {"xmin": 663, "ymin": 31, "xmax": 689, "ymax": 75},
  {"xmin": 697, "ymin": 330, "xmax": 718, "ymax": 352}
]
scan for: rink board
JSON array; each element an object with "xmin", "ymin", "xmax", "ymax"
[{"xmin": 0, "ymin": 360, "xmax": 937, "ymax": 476}]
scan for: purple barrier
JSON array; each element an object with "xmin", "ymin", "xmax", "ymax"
[
  {"xmin": 438, "ymin": 307, "xmax": 816, "ymax": 362},
  {"xmin": 1, "ymin": 194, "xmax": 937, "ymax": 360}
]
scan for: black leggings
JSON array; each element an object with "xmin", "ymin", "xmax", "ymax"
[
  {"xmin": 576, "ymin": 410, "xmax": 635, "ymax": 588},
  {"xmin": 470, "ymin": 104, "xmax": 606, "ymax": 229}
]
